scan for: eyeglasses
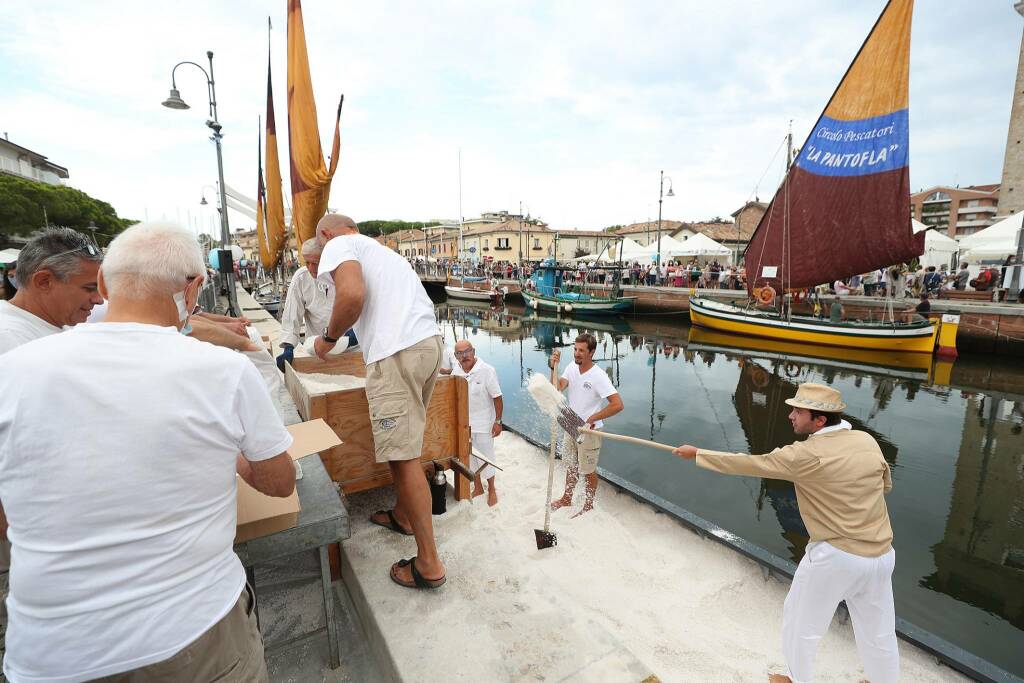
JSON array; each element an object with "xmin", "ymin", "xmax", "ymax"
[
  {"xmin": 45, "ymin": 243, "xmax": 101, "ymax": 260},
  {"xmin": 454, "ymin": 349, "xmax": 474, "ymax": 359}
]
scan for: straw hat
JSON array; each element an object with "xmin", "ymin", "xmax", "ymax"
[{"xmin": 784, "ymin": 383, "xmax": 846, "ymax": 412}]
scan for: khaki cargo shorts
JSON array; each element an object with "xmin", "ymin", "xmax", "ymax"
[
  {"xmin": 571, "ymin": 429, "xmax": 602, "ymax": 475},
  {"xmin": 366, "ymin": 335, "xmax": 443, "ymax": 463}
]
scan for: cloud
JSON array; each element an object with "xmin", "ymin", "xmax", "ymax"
[{"xmin": 1, "ymin": 0, "xmax": 1020, "ymax": 231}]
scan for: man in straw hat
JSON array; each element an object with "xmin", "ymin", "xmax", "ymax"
[{"xmin": 673, "ymin": 382, "xmax": 898, "ymax": 683}]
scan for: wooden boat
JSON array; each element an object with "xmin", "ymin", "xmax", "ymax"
[
  {"xmin": 690, "ymin": 0, "xmax": 959, "ymax": 357},
  {"xmin": 444, "ymin": 276, "xmax": 505, "ymax": 302},
  {"xmin": 689, "ymin": 297, "xmax": 941, "ymax": 354},
  {"xmin": 523, "ymin": 258, "xmax": 637, "ymax": 314}
]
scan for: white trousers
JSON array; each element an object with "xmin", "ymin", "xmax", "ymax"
[
  {"xmin": 471, "ymin": 433, "xmax": 497, "ymax": 482},
  {"xmin": 783, "ymin": 541, "xmax": 899, "ymax": 683}
]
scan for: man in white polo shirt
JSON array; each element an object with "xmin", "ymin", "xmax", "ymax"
[
  {"xmin": 276, "ymin": 237, "xmax": 357, "ymax": 371},
  {"xmin": 548, "ymin": 332, "xmax": 624, "ymax": 518},
  {"xmin": 314, "ymin": 214, "xmax": 446, "ymax": 590},
  {"xmin": 0, "ymin": 222, "xmax": 297, "ymax": 682},
  {"xmin": 450, "ymin": 339, "xmax": 503, "ymax": 506}
]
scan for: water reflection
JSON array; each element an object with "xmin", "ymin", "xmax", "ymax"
[{"xmin": 436, "ymin": 300, "xmax": 1024, "ymax": 675}]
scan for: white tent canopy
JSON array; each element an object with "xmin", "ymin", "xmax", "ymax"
[
  {"xmin": 958, "ymin": 212, "xmax": 1022, "ymax": 264},
  {"xmin": 0, "ymin": 248, "xmax": 21, "ymax": 265},
  {"xmin": 640, "ymin": 234, "xmax": 689, "ymax": 261},
  {"xmin": 588, "ymin": 237, "xmax": 647, "ymax": 263},
  {"xmin": 957, "ymin": 212, "xmax": 1022, "ymax": 251},
  {"xmin": 912, "ymin": 219, "xmax": 959, "ymax": 270},
  {"xmin": 674, "ymin": 232, "xmax": 733, "ymax": 262}
]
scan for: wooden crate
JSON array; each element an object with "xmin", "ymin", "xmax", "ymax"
[{"xmin": 283, "ymin": 354, "xmax": 471, "ymax": 500}]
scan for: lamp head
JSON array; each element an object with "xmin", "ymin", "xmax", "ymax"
[
  {"xmin": 666, "ymin": 187, "xmax": 675, "ymax": 197},
  {"xmin": 199, "ymin": 195, "xmax": 208, "ymax": 206},
  {"xmin": 162, "ymin": 88, "xmax": 190, "ymax": 110}
]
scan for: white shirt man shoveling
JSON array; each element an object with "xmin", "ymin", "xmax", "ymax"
[{"xmin": 548, "ymin": 332, "xmax": 623, "ymax": 517}]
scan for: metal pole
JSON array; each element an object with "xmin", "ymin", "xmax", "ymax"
[
  {"xmin": 657, "ymin": 170, "xmax": 664, "ymax": 286},
  {"xmin": 519, "ymin": 201, "xmax": 523, "ymax": 267},
  {"xmin": 207, "ymin": 51, "xmax": 238, "ymax": 315},
  {"xmin": 1010, "ymin": 226, "xmax": 1024, "ymax": 300}
]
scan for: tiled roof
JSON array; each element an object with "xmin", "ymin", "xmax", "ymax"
[
  {"xmin": 613, "ymin": 221, "xmax": 684, "ymax": 236},
  {"xmin": 462, "ymin": 221, "xmax": 552, "ymax": 237}
]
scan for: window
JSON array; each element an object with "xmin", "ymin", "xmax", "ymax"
[
  {"xmin": 484, "ymin": 239, "xmax": 489, "ymax": 248},
  {"xmin": 497, "ymin": 238, "xmax": 510, "ymax": 249},
  {"xmin": 534, "ymin": 238, "xmax": 541, "ymax": 248},
  {"xmin": 925, "ymin": 191, "xmax": 950, "ymax": 201}
]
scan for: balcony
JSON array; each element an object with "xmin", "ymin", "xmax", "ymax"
[
  {"xmin": 957, "ymin": 204, "xmax": 997, "ymax": 215},
  {"xmin": 955, "ymin": 218, "xmax": 996, "ymax": 229}
]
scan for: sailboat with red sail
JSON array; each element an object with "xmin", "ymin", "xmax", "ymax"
[{"xmin": 688, "ymin": 0, "xmax": 959, "ymax": 357}]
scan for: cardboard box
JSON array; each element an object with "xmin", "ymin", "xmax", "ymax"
[{"xmin": 235, "ymin": 419, "xmax": 342, "ymax": 543}]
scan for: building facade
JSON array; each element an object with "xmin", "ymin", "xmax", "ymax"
[
  {"xmin": 0, "ymin": 137, "xmax": 69, "ymax": 186},
  {"xmin": 553, "ymin": 230, "xmax": 615, "ymax": 261},
  {"xmin": 910, "ymin": 185, "xmax": 1000, "ymax": 239},
  {"xmin": 461, "ymin": 220, "xmax": 555, "ymax": 263},
  {"xmin": 997, "ymin": 2, "xmax": 1024, "ymax": 218}
]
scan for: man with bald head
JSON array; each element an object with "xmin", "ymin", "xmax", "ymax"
[
  {"xmin": 315, "ymin": 214, "xmax": 447, "ymax": 589},
  {"xmin": 450, "ymin": 340, "xmax": 503, "ymax": 506}
]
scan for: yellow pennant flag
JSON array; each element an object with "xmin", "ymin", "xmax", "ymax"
[{"xmin": 287, "ymin": 0, "xmax": 342, "ymax": 251}]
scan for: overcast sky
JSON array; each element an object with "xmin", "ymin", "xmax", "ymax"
[{"xmin": 1, "ymin": 1, "xmax": 1021, "ymax": 234}]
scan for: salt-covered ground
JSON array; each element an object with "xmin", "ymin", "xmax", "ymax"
[{"xmin": 342, "ymin": 431, "xmax": 968, "ymax": 683}]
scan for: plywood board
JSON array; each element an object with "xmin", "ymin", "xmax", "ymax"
[{"xmin": 285, "ymin": 419, "xmax": 342, "ymax": 460}]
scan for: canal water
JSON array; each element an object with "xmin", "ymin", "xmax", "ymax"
[{"xmin": 436, "ymin": 299, "xmax": 1024, "ymax": 678}]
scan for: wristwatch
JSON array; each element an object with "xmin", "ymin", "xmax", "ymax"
[{"xmin": 321, "ymin": 327, "xmax": 339, "ymax": 344}]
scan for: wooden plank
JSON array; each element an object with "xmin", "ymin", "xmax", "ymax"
[
  {"xmin": 453, "ymin": 374, "xmax": 472, "ymax": 501},
  {"xmin": 314, "ymin": 376, "xmax": 468, "ymax": 494},
  {"xmin": 283, "ymin": 361, "xmax": 314, "ymax": 421},
  {"xmin": 292, "ymin": 353, "xmax": 367, "ymax": 377}
]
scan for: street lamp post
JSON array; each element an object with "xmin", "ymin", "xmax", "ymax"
[
  {"xmin": 162, "ymin": 50, "xmax": 238, "ymax": 315},
  {"xmin": 656, "ymin": 170, "xmax": 675, "ymax": 285}
]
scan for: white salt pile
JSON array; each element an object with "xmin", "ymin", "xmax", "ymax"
[
  {"xmin": 525, "ymin": 372, "xmax": 565, "ymax": 418},
  {"xmin": 296, "ymin": 371, "xmax": 366, "ymax": 394},
  {"xmin": 341, "ymin": 432, "xmax": 969, "ymax": 683}
]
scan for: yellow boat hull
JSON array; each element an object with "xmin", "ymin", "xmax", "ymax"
[{"xmin": 688, "ymin": 298, "xmax": 940, "ymax": 354}]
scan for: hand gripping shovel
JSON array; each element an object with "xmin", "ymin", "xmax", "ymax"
[
  {"xmin": 535, "ymin": 362, "xmax": 561, "ymax": 550},
  {"xmin": 558, "ymin": 407, "xmax": 678, "ymax": 454}
]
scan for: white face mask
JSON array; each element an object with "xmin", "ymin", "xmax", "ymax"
[{"xmin": 172, "ymin": 290, "xmax": 192, "ymax": 335}]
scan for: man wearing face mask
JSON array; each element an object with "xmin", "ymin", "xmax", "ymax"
[{"xmin": 0, "ymin": 222, "xmax": 296, "ymax": 682}]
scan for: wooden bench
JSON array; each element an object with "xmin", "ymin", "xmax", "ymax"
[
  {"xmin": 283, "ymin": 354, "xmax": 472, "ymax": 500},
  {"xmin": 938, "ymin": 289, "xmax": 999, "ymax": 302}
]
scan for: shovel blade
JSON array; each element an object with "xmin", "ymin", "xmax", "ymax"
[
  {"xmin": 535, "ymin": 528, "xmax": 557, "ymax": 550},
  {"xmin": 557, "ymin": 406, "xmax": 586, "ymax": 440}
]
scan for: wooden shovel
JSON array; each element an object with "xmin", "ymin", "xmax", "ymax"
[{"xmin": 535, "ymin": 362, "xmax": 561, "ymax": 550}]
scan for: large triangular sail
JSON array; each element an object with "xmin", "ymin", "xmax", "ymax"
[
  {"xmin": 745, "ymin": 0, "xmax": 923, "ymax": 294},
  {"xmin": 263, "ymin": 19, "xmax": 288, "ymax": 269},
  {"xmin": 287, "ymin": 0, "xmax": 342, "ymax": 251}
]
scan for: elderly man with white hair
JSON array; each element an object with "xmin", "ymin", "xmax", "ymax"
[
  {"xmin": 0, "ymin": 222, "xmax": 296, "ymax": 682},
  {"xmin": 276, "ymin": 237, "xmax": 357, "ymax": 371}
]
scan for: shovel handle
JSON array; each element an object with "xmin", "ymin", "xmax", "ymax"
[
  {"xmin": 578, "ymin": 428, "xmax": 678, "ymax": 454},
  {"xmin": 542, "ymin": 361, "xmax": 560, "ymax": 533}
]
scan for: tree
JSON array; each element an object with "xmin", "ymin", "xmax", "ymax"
[
  {"xmin": 359, "ymin": 219, "xmax": 442, "ymax": 236},
  {"xmin": 0, "ymin": 174, "xmax": 135, "ymax": 246}
]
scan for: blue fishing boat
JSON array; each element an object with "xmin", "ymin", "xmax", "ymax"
[{"xmin": 522, "ymin": 259, "xmax": 637, "ymax": 314}]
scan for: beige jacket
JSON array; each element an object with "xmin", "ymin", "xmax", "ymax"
[{"xmin": 696, "ymin": 424, "xmax": 893, "ymax": 557}]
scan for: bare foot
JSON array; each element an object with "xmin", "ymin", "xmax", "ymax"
[
  {"xmin": 472, "ymin": 486, "xmax": 485, "ymax": 499},
  {"xmin": 488, "ymin": 488, "xmax": 498, "ymax": 507},
  {"xmin": 550, "ymin": 495, "xmax": 572, "ymax": 511},
  {"xmin": 767, "ymin": 674, "xmax": 791, "ymax": 683},
  {"xmin": 570, "ymin": 504, "xmax": 594, "ymax": 519}
]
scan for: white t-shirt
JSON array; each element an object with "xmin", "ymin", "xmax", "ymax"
[
  {"xmin": 279, "ymin": 267, "xmax": 333, "ymax": 348},
  {"xmin": 0, "ymin": 322, "xmax": 293, "ymax": 682},
  {"xmin": 318, "ymin": 234, "xmax": 438, "ymax": 365},
  {"xmin": 452, "ymin": 358, "xmax": 502, "ymax": 433},
  {"xmin": 561, "ymin": 362, "xmax": 618, "ymax": 428},
  {"xmin": 0, "ymin": 300, "xmax": 61, "ymax": 354}
]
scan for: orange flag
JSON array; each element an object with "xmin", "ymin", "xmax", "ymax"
[{"xmin": 287, "ymin": 0, "xmax": 342, "ymax": 250}]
